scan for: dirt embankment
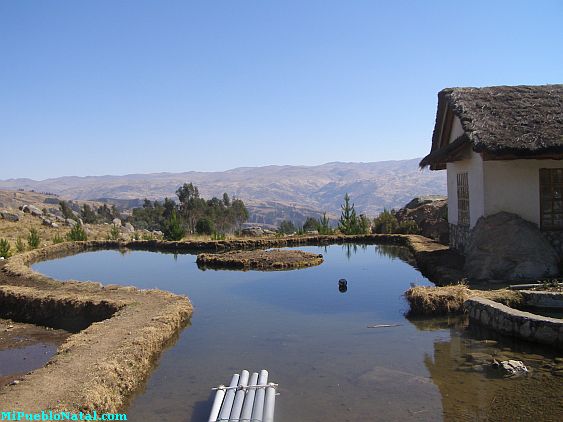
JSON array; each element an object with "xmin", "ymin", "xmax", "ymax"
[
  {"xmin": 197, "ymin": 249, "xmax": 324, "ymax": 270},
  {"xmin": 0, "ymin": 242, "xmax": 192, "ymax": 413}
]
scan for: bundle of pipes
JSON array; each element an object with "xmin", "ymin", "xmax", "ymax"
[{"xmin": 208, "ymin": 369, "xmax": 277, "ymax": 422}]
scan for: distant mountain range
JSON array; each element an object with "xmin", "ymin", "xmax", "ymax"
[{"xmin": 0, "ymin": 159, "xmax": 446, "ymax": 227}]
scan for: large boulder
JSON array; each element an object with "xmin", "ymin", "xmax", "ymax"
[
  {"xmin": 241, "ymin": 227, "xmax": 264, "ymax": 237},
  {"xmin": 20, "ymin": 204, "xmax": 43, "ymax": 217},
  {"xmin": 464, "ymin": 212, "xmax": 559, "ymax": 281},
  {"xmin": 0, "ymin": 211, "xmax": 20, "ymax": 222},
  {"xmin": 403, "ymin": 195, "xmax": 447, "ymax": 210},
  {"xmin": 395, "ymin": 196, "xmax": 448, "ymax": 243}
]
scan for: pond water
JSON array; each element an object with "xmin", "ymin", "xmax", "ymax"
[
  {"xmin": 0, "ymin": 321, "xmax": 70, "ymax": 387},
  {"xmin": 33, "ymin": 245, "xmax": 563, "ymax": 421}
]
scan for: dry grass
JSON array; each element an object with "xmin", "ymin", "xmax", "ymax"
[
  {"xmin": 196, "ymin": 249, "xmax": 324, "ymax": 270},
  {"xmin": 405, "ymin": 284, "xmax": 522, "ymax": 316},
  {"xmin": 0, "ymin": 215, "xmax": 119, "ymax": 248}
]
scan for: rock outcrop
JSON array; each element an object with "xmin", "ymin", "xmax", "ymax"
[
  {"xmin": 395, "ymin": 196, "xmax": 448, "ymax": 243},
  {"xmin": 464, "ymin": 212, "xmax": 559, "ymax": 281}
]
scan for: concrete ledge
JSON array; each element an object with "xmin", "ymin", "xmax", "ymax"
[
  {"xmin": 520, "ymin": 290, "xmax": 563, "ymax": 308},
  {"xmin": 464, "ymin": 297, "xmax": 563, "ymax": 349}
]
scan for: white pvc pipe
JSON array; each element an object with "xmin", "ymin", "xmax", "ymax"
[
  {"xmin": 263, "ymin": 383, "xmax": 276, "ymax": 422},
  {"xmin": 251, "ymin": 370, "xmax": 268, "ymax": 421},
  {"xmin": 229, "ymin": 370, "xmax": 249, "ymax": 422},
  {"xmin": 240, "ymin": 372, "xmax": 259, "ymax": 422},
  {"xmin": 218, "ymin": 374, "xmax": 240, "ymax": 421},
  {"xmin": 208, "ymin": 386, "xmax": 226, "ymax": 422}
]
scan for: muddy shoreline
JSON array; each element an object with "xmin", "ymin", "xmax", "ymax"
[{"xmin": 0, "ymin": 234, "xmax": 455, "ymax": 413}]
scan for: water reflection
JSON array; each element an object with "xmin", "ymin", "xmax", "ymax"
[
  {"xmin": 342, "ymin": 243, "xmax": 368, "ymax": 259},
  {"xmin": 32, "ymin": 245, "xmax": 562, "ymax": 421},
  {"xmin": 411, "ymin": 316, "xmax": 563, "ymax": 421}
]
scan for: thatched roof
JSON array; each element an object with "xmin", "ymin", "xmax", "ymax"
[{"xmin": 420, "ymin": 84, "xmax": 563, "ymax": 169}]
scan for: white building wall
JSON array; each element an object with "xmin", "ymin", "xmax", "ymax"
[
  {"xmin": 449, "ymin": 116, "xmax": 464, "ymax": 143},
  {"xmin": 483, "ymin": 159, "xmax": 563, "ymax": 227},
  {"xmin": 446, "ymin": 147, "xmax": 485, "ymax": 227}
]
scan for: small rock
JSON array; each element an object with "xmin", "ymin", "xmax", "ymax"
[
  {"xmin": 124, "ymin": 222, "xmax": 135, "ymax": 233},
  {"xmin": 9, "ymin": 380, "xmax": 20, "ymax": 385},
  {"xmin": 492, "ymin": 359, "xmax": 528, "ymax": 376},
  {"xmin": 112, "ymin": 218, "xmax": 122, "ymax": 226},
  {"xmin": 65, "ymin": 218, "xmax": 77, "ymax": 227}
]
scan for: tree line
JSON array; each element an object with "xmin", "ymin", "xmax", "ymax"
[
  {"xmin": 130, "ymin": 183, "xmax": 249, "ymax": 240},
  {"xmin": 277, "ymin": 193, "xmax": 419, "ymax": 235}
]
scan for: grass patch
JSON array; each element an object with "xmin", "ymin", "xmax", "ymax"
[{"xmin": 405, "ymin": 284, "xmax": 521, "ymax": 316}]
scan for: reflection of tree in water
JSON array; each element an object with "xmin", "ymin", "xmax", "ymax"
[
  {"xmin": 375, "ymin": 244, "xmax": 413, "ymax": 262},
  {"xmin": 340, "ymin": 243, "xmax": 414, "ymax": 264},
  {"xmin": 342, "ymin": 243, "xmax": 368, "ymax": 259},
  {"xmin": 421, "ymin": 319, "xmax": 563, "ymax": 421}
]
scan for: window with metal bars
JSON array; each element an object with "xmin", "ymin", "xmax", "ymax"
[
  {"xmin": 457, "ymin": 172, "xmax": 470, "ymax": 226},
  {"xmin": 540, "ymin": 168, "xmax": 563, "ymax": 231}
]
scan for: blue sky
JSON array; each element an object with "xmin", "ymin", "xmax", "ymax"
[{"xmin": 1, "ymin": 0, "xmax": 561, "ymax": 180}]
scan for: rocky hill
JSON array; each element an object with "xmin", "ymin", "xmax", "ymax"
[{"xmin": 0, "ymin": 159, "xmax": 446, "ymax": 225}]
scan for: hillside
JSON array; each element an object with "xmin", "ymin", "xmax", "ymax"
[{"xmin": 0, "ymin": 159, "xmax": 446, "ymax": 225}]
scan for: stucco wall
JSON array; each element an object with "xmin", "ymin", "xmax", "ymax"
[
  {"xmin": 483, "ymin": 159, "xmax": 563, "ymax": 226},
  {"xmin": 448, "ymin": 116, "xmax": 464, "ymax": 143},
  {"xmin": 446, "ymin": 148, "xmax": 485, "ymax": 227}
]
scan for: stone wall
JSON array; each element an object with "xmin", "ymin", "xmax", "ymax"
[
  {"xmin": 449, "ymin": 223, "xmax": 469, "ymax": 253},
  {"xmin": 464, "ymin": 297, "xmax": 563, "ymax": 349},
  {"xmin": 542, "ymin": 231, "xmax": 563, "ymax": 258},
  {"xmin": 520, "ymin": 290, "xmax": 563, "ymax": 308}
]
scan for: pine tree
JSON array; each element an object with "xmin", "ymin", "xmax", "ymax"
[
  {"xmin": 339, "ymin": 193, "xmax": 359, "ymax": 234},
  {"xmin": 163, "ymin": 210, "xmax": 185, "ymax": 241}
]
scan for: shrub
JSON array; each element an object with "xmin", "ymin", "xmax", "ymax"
[
  {"xmin": 0, "ymin": 239, "xmax": 11, "ymax": 258},
  {"xmin": 141, "ymin": 232, "xmax": 155, "ymax": 241},
  {"xmin": 211, "ymin": 232, "xmax": 226, "ymax": 240},
  {"xmin": 397, "ymin": 219, "xmax": 420, "ymax": 234},
  {"xmin": 278, "ymin": 220, "xmax": 296, "ymax": 234},
  {"xmin": 109, "ymin": 224, "xmax": 120, "ymax": 240},
  {"xmin": 372, "ymin": 209, "xmax": 398, "ymax": 234},
  {"xmin": 318, "ymin": 212, "xmax": 333, "ymax": 235},
  {"xmin": 303, "ymin": 217, "xmax": 320, "ymax": 232},
  {"xmin": 52, "ymin": 233, "xmax": 64, "ymax": 244},
  {"xmin": 195, "ymin": 217, "xmax": 215, "ymax": 235},
  {"xmin": 27, "ymin": 229, "xmax": 40, "ymax": 249},
  {"xmin": 67, "ymin": 223, "xmax": 88, "ymax": 241},
  {"xmin": 15, "ymin": 237, "xmax": 26, "ymax": 253}
]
